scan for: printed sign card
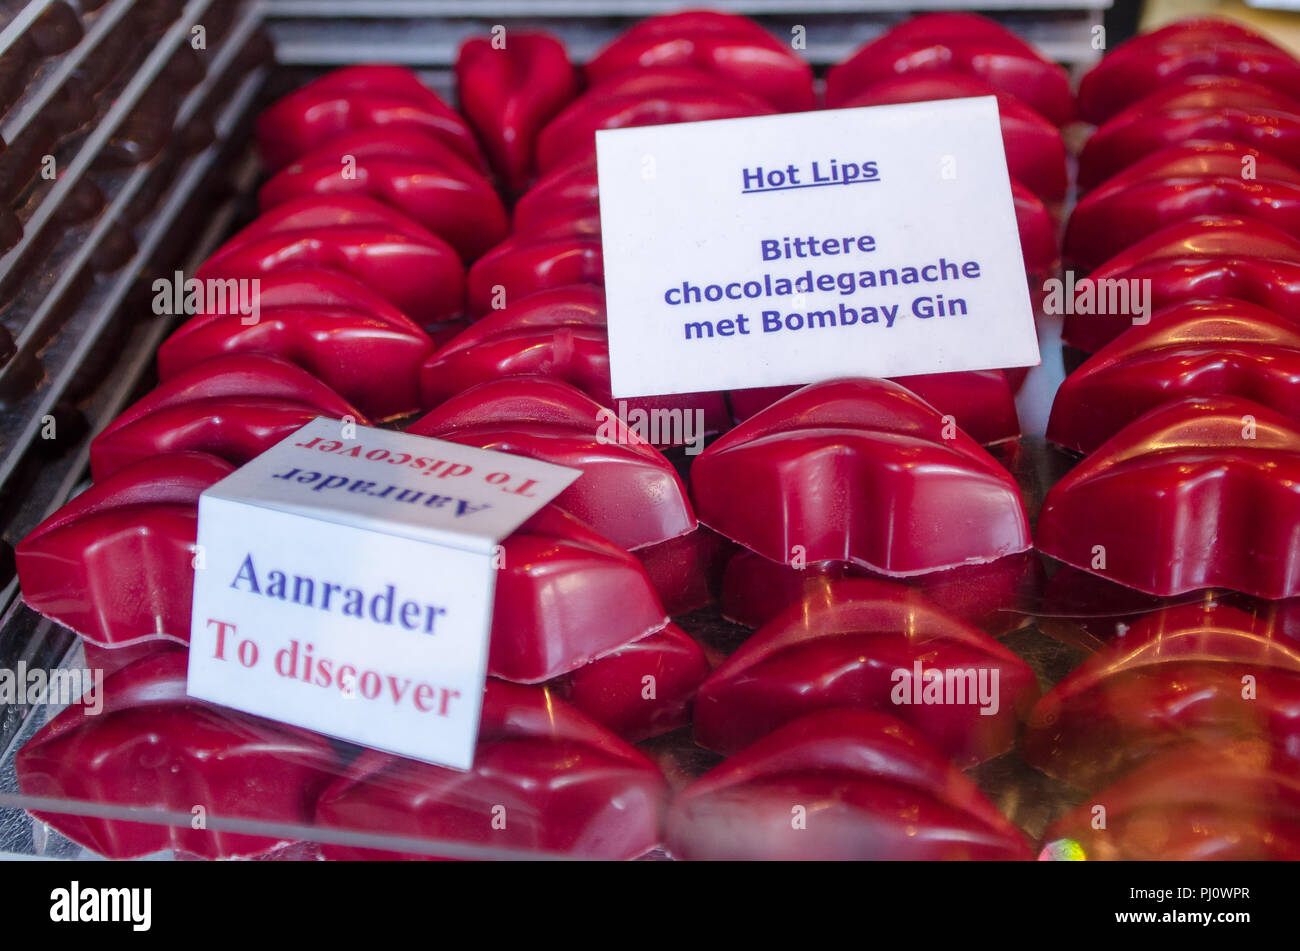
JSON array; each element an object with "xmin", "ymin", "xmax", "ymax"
[
  {"xmin": 187, "ymin": 417, "xmax": 580, "ymax": 769},
  {"xmin": 596, "ymin": 97, "xmax": 1041, "ymax": 397}
]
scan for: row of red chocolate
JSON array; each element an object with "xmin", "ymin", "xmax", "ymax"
[
  {"xmin": 11, "ymin": 11, "xmax": 1300, "ymax": 860},
  {"xmin": 1036, "ymin": 18, "xmax": 1300, "ymax": 860}
]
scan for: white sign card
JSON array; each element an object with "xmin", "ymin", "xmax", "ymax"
[
  {"xmin": 186, "ymin": 417, "xmax": 581, "ymax": 770},
  {"xmin": 596, "ymin": 97, "xmax": 1041, "ymax": 397}
]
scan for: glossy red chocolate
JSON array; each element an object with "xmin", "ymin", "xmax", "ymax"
[
  {"xmin": 1041, "ymin": 741, "xmax": 1300, "ymax": 860},
  {"xmin": 585, "ymin": 10, "xmax": 815, "ymax": 113},
  {"xmin": 634, "ymin": 526, "xmax": 734, "ymax": 617},
  {"xmin": 158, "ymin": 299, "xmax": 433, "ymax": 424},
  {"xmin": 721, "ymin": 547, "xmax": 1038, "ymax": 636},
  {"xmin": 90, "ymin": 354, "xmax": 366, "ymax": 481},
  {"xmin": 1010, "ymin": 178, "xmax": 1061, "ymax": 282},
  {"xmin": 456, "ymin": 30, "xmax": 579, "ymax": 192},
  {"xmin": 825, "ymin": 12, "xmax": 1074, "ymax": 125},
  {"xmin": 1037, "ymin": 395, "xmax": 1300, "ymax": 599},
  {"xmin": 255, "ymin": 64, "xmax": 483, "ymax": 173},
  {"xmin": 422, "ymin": 283, "xmax": 609, "ymax": 402},
  {"xmin": 196, "ymin": 195, "xmax": 465, "ymax": 328},
  {"xmin": 839, "ymin": 72, "xmax": 1067, "ymax": 201},
  {"xmin": 407, "ymin": 377, "xmax": 696, "ymax": 551},
  {"xmin": 82, "ymin": 639, "xmax": 172, "ymax": 680},
  {"xmin": 18, "ymin": 454, "xmax": 233, "ymax": 648},
  {"xmin": 16, "ymin": 650, "xmax": 342, "ymax": 860},
  {"xmin": 257, "ymin": 135, "xmax": 508, "ymax": 262},
  {"xmin": 315, "ymin": 680, "xmax": 666, "ymax": 859},
  {"xmin": 512, "ymin": 157, "xmax": 601, "ymax": 232},
  {"xmin": 535, "ymin": 67, "xmax": 775, "ymax": 172},
  {"xmin": 1049, "ymin": 299, "xmax": 1300, "ymax": 454},
  {"xmin": 894, "ymin": 370, "xmax": 1021, "ymax": 446},
  {"xmin": 1023, "ymin": 603, "xmax": 1300, "ymax": 789},
  {"xmin": 180, "ymin": 266, "xmax": 415, "ymax": 326},
  {"xmin": 669, "ymin": 709, "xmax": 1032, "ymax": 860},
  {"xmin": 465, "ymin": 216, "xmax": 602, "ymax": 317},
  {"xmin": 736, "ymin": 376, "xmax": 1038, "ymax": 432},
  {"xmin": 1076, "ymin": 18, "xmax": 1300, "ymax": 125},
  {"xmin": 726, "ymin": 384, "xmax": 799, "ymax": 424},
  {"xmin": 489, "ymin": 506, "xmax": 668, "ymax": 683},
  {"xmin": 1077, "ymin": 77, "xmax": 1300, "ymax": 192},
  {"xmin": 420, "ymin": 284, "xmax": 731, "ymax": 439},
  {"xmin": 550, "ymin": 622, "xmax": 709, "ymax": 742},
  {"xmin": 691, "ymin": 379, "xmax": 1031, "ymax": 574},
  {"xmin": 1040, "ymin": 563, "xmax": 1300, "ymax": 644},
  {"xmin": 1066, "ymin": 142, "xmax": 1300, "ymax": 270},
  {"xmin": 693, "ymin": 578, "xmax": 1040, "ymax": 763},
  {"xmin": 1061, "ymin": 215, "xmax": 1300, "ymax": 354}
]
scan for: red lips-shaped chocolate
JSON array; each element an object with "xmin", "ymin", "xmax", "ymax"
[
  {"xmin": 1049, "ymin": 299, "xmax": 1300, "ymax": 454},
  {"xmin": 691, "ymin": 379, "xmax": 1031, "ymax": 574},
  {"xmin": 1061, "ymin": 215, "xmax": 1300, "ymax": 354},
  {"xmin": 157, "ymin": 298, "xmax": 433, "ymax": 424},
  {"xmin": 456, "ymin": 30, "xmax": 579, "ymax": 193},
  {"xmin": 15, "ymin": 650, "xmax": 342, "ymax": 860},
  {"xmin": 422, "ymin": 283, "xmax": 610, "ymax": 404},
  {"xmin": 1076, "ymin": 18, "xmax": 1300, "ymax": 126},
  {"xmin": 693, "ymin": 578, "xmax": 1040, "ymax": 764},
  {"xmin": 408, "ymin": 377, "xmax": 696, "ymax": 551},
  {"xmin": 1040, "ymin": 562, "xmax": 1300, "ymax": 645},
  {"xmin": 720, "ymin": 546, "xmax": 1039, "ymax": 637},
  {"xmin": 550, "ymin": 622, "xmax": 710, "ymax": 742},
  {"xmin": 179, "ymin": 266, "xmax": 416, "ymax": 325},
  {"xmin": 1022, "ymin": 602, "xmax": 1300, "ymax": 789},
  {"xmin": 465, "ymin": 214, "xmax": 603, "ymax": 317},
  {"xmin": 837, "ymin": 71, "xmax": 1067, "ymax": 202},
  {"xmin": 1077, "ymin": 77, "xmax": 1300, "ymax": 193},
  {"xmin": 420, "ymin": 284, "xmax": 731, "ymax": 440},
  {"xmin": 1040, "ymin": 740, "xmax": 1300, "ymax": 860},
  {"xmin": 632, "ymin": 524, "xmax": 734, "ymax": 617},
  {"xmin": 512, "ymin": 157, "xmax": 601, "ymax": 232},
  {"xmin": 535, "ymin": 67, "xmax": 776, "ymax": 173},
  {"xmin": 1010, "ymin": 179, "xmax": 1062, "ymax": 286},
  {"xmin": 82, "ymin": 639, "xmax": 174, "ymax": 680},
  {"xmin": 315, "ymin": 679, "xmax": 666, "ymax": 859},
  {"xmin": 1037, "ymin": 395, "xmax": 1300, "ymax": 599},
  {"xmin": 585, "ymin": 10, "xmax": 815, "ymax": 113},
  {"xmin": 726, "ymin": 376, "xmax": 1021, "ymax": 441},
  {"xmin": 668, "ymin": 709, "xmax": 1033, "ymax": 860},
  {"xmin": 825, "ymin": 12, "xmax": 1074, "ymax": 125},
  {"xmin": 90, "ymin": 354, "xmax": 366, "ymax": 482},
  {"xmin": 891, "ymin": 370, "xmax": 1021, "ymax": 446},
  {"xmin": 1066, "ymin": 142, "xmax": 1300, "ymax": 271},
  {"xmin": 17, "ymin": 453, "xmax": 233, "ymax": 648},
  {"xmin": 196, "ymin": 195, "xmax": 466, "ymax": 328},
  {"xmin": 257, "ymin": 132, "xmax": 508, "ymax": 262},
  {"xmin": 490, "ymin": 505, "xmax": 668, "ymax": 683},
  {"xmin": 255, "ymin": 64, "xmax": 484, "ymax": 173}
]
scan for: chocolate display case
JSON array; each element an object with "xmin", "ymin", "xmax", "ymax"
[{"xmin": 12, "ymin": 0, "xmax": 1297, "ymax": 862}]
